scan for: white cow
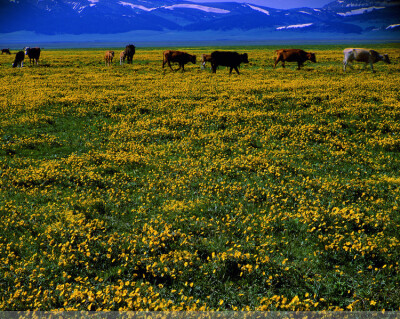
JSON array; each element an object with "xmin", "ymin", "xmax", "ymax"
[{"xmin": 343, "ymin": 48, "xmax": 390, "ymax": 73}]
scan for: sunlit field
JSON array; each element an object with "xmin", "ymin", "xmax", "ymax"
[{"xmin": 1, "ymin": 44, "xmax": 400, "ymax": 311}]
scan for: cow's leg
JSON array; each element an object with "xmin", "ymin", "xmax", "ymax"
[
  {"xmin": 368, "ymin": 58, "xmax": 375, "ymax": 73},
  {"xmin": 168, "ymin": 61, "xmax": 175, "ymax": 72},
  {"xmin": 359, "ymin": 63, "xmax": 367, "ymax": 73},
  {"xmin": 346, "ymin": 61, "xmax": 354, "ymax": 71},
  {"xmin": 181, "ymin": 63, "xmax": 185, "ymax": 72},
  {"xmin": 273, "ymin": 58, "xmax": 280, "ymax": 69},
  {"xmin": 370, "ymin": 62, "xmax": 375, "ymax": 73},
  {"xmin": 234, "ymin": 66, "xmax": 240, "ymax": 75}
]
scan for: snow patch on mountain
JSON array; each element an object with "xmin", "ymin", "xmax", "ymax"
[
  {"xmin": 386, "ymin": 23, "xmax": 400, "ymax": 29},
  {"xmin": 276, "ymin": 23, "xmax": 313, "ymax": 30},
  {"xmin": 118, "ymin": 2, "xmax": 154, "ymax": 11},
  {"xmin": 337, "ymin": 6, "xmax": 385, "ymax": 16},
  {"xmin": 248, "ymin": 4, "xmax": 270, "ymax": 15},
  {"xmin": 70, "ymin": 2, "xmax": 89, "ymax": 13},
  {"xmin": 163, "ymin": 4, "xmax": 230, "ymax": 13}
]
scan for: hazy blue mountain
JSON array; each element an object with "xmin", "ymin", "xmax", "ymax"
[{"xmin": 0, "ymin": 0, "xmax": 398, "ymax": 35}]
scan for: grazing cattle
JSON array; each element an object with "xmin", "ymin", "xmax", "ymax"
[
  {"xmin": 24, "ymin": 47, "xmax": 41, "ymax": 65},
  {"xmin": 124, "ymin": 44, "xmax": 136, "ymax": 64},
  {"xmin": 210, "ymin": 51, "xmax": 249, "ymax": 75},
  {"xmin": 2, "ymin": 48, "xmax": 11, "ymax": 55},
  {"xmin": 104, "ymin": 50, "xmax": 114, "ymax": 66},
  {"xmin": 274, "ymin": 49, "xmax": 316, "ymax": 70},
  {"xmin": 12, "ymin": 51, "xmax": 25, "ymax": 68},
  {"xmin": 343, "ymin": 48, "xmax": 390, "ymax": 73},
  {"xmin": 120, "ymin": 51, "xmax": 126, "ymax": 65},
  {"xmin": 201, "ymin": 53, "xmax": 212, "ymax": 69},
  {"xmin": 162, "ymin": 50, "xmax": 196, "ymax": 72}
]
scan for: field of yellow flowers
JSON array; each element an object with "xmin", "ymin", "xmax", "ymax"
[{"xmin": 0, "ymin": 45, "xmax": 399, "ymax": 311}]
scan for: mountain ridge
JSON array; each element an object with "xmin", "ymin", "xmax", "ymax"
[{"xmin": 0, "ymin": 0, "xmax": 399, "ymax": 36}]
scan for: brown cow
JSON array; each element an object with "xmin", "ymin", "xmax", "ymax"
[
  {"xmin": 201, "ymin": 54, "xmax": 212, "ymax": 69},
  {"xmin": 210, "ymin": 51, "xmax": 249, "ymax": 75},
  {"xmin": 104, "ymin": 50, "xmax": 114, "ymax": 66},
  {"xmin": 2, "ymin": 48, "xmax": 11, "ymax": 55},
  {"xmin": 274, "ymin": 49, "xmax": 316, "ymax": 70},
  {"xmin": 124, "ymin": 44, "xmax": 136, "ymax": 64},
  {"xmin": 162, "ymin": 50, "xmax": 196, "ymax": 72}
]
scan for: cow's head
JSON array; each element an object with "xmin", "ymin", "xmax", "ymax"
[
  {"xmin": 191, "ymin": 55, "xmax": 197, "ymax": 64},
  {"xmin": 24, "ymin": 47, "xmax": 30, "ymax": 55},
  {"xmin": 308, "ymin": 52, "xmax": 316, "ymax": 63},
  {"xmin": 241, "ymin": 53, "xmax": 249, "ymax": 63},
  {"xmin": 382, "ymin": 54, "xmax": 391, "ymax": 64}
]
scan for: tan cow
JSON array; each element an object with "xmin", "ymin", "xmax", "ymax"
[
  {"xmin": 104, "ymin": 50, "xmax": 114, "ymax": 66},
  {"xmin": 120, "ymin": 51, "xmax": 126, "ymax": 65},
  {"xmin": 343, "ymin": 48, "xmax": 390, "ymax": 73},
  {"xmin": 201, "ymin": 54, "xmax": 212, "ymax": 69}
]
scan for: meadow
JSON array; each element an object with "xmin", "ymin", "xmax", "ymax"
[{"xmin": 0, "ymin": 44, "xmax": 400, "ymax": 311}]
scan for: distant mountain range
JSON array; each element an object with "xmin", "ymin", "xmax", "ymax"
[{"xmin": 0, "ymin": 0, "xmax": 399, "ymax": 36}]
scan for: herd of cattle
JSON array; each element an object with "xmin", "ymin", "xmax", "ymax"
[{"xmin": 1, "ymin": 45, "xmax": 391, "ymax": 73}]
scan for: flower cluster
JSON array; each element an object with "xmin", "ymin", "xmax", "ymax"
[{"xmin": 0, "ymin": 46, "xmax": 399, "ymax": 311}]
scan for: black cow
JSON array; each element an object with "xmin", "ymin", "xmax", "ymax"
[
  {"xmin": 2, "ymin": 48, "xmax": 11, "ymax": 55},
  {"xmin": 24, "ymin": 47, "xmax": 41, "ymax": 65},
  {"xmin": 12, "ymin": 51, "xmax": 25, "ymax": 68},
  {"xmin": 124, "ymin": 44, "xmax": 136, "ymax": 64},
  {"xmin": 211, "ymin": 51, "xmax": 249, "ymax": 74}
]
